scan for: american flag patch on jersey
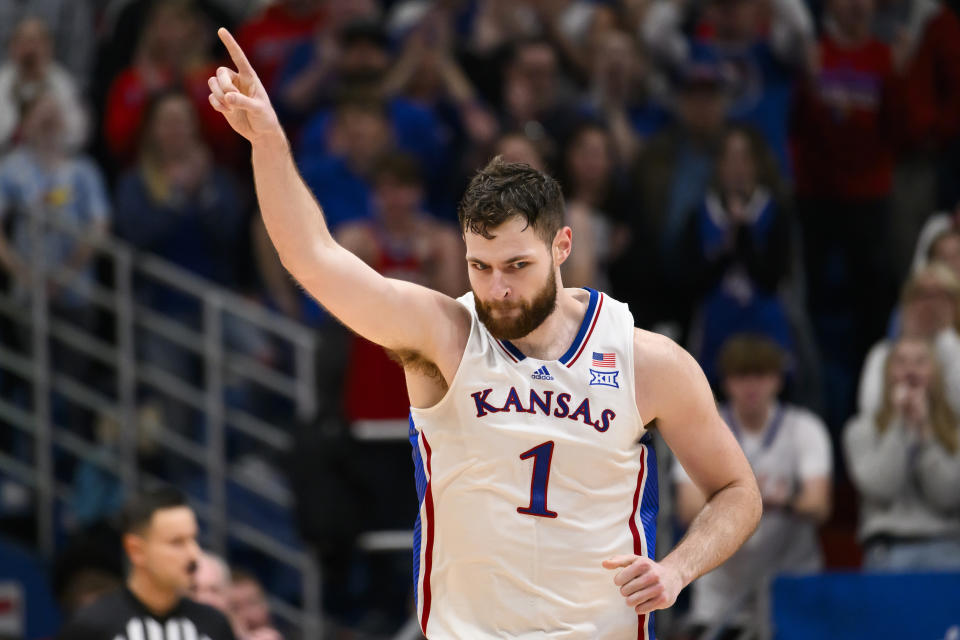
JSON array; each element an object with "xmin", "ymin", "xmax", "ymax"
[{"xmin": 592, "ymin": 352, "xmax": 616, "ymax": 368}]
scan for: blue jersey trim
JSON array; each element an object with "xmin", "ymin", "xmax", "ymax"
[
  {"xmin": 559, "ymin": 287, "xmax": 599, "ymax": 364},
  {"xmin": 640, "ymin": 436, "xmax": 659, "ymax": 640},
  {"xmin": 499, "ymin": 339, "xmax": 527, "ymax": 362},
  {"xmin": 640, "ymin": 440, "xmax": 659, "ymax": 561},
  {"xmin": 409, "ymin": 415, "xmax": 427, "ymax": 607}
]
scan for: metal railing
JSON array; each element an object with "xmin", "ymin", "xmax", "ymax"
[{"xmin": 0, "ymin": 209, "xmax": 322, "ymax": 637}]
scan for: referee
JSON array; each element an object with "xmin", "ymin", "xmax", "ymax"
[{"xmin": 57, "ymin": 488, "xmax": 235, "ymax": 640}]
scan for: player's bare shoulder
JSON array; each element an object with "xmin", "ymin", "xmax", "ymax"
[
  {"xmin": 632, "ymin": 327, "xmax": 691, "ymax": 381},
  {"xmin": 632, "ymin": 327, "xmax": 708, "ymax": 423}
]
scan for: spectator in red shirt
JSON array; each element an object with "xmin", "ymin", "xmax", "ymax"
[
  {"xmin": 793, "ymin": 0, "xmax": 905, "ymax": 202},
  {"xmin": 103, "ymin": 0, "xmax": 240, "ymax": 169},
  {"xmin": 235, "ymin": 0, "xmax": 325, "ymax": 94},
  {"xmin": 310, "ymin": 154, "xmax": 464, "ymax": 632},
  {"xmin": 876, "ymin": 0, "xmax": 960, "ymax": 150},
  {"xmin": 337, "ymin": 153, "xmax": 466, "ymax": 425},
  {"xmin": 791, "ymin": 0, "xmax": 905, "ymax": 421},
  {"xmin": 874, "ymin": 0, "xmax": 960, "ymax": 278}
]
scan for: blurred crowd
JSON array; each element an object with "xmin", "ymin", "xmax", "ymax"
[{"xmin": 1, "ymin": 0, "xmax": 960, "ymax": 637}]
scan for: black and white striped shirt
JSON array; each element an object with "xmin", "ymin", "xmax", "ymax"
[{"xmin": 57, "ymin": 588, "xmax": 235, "ymax": 640}]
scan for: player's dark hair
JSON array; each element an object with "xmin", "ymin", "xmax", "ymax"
[
  {"xmin": 121, "ymin": 486, "xmax": 188, "ymax": 535},
  {"xmin": 718, "ymin": 334, "xmax": 786, "ymax": 379},
  {"xmin": 458, "ymin": 156, "xmax": 565, "ymax": 245}
]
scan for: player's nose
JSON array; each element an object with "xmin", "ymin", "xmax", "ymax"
[{"xmin": 489, "ymin": 272, "xmax": 511, "ymax": 299}]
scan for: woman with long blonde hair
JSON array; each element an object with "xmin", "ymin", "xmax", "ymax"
[
  {"xmin": 844, "ymin": 336, "xmax": 960, "ymax": 570},
  {"xmin": 858, "ymin": 262, "xmax": 960, "ymax": 414}
]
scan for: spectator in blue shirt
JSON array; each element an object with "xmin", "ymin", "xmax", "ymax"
[
  {"xmin": 679, "ymin": 125, "xmax": 795, "ymax": 386},
  {"xmin": 113, "ymin": 90, "xmax": 246, "ymax": 309},
  {"xmin": 0, "ymin": 92, "xmax": 108, "ymax": 318},
  {"xmin": 643, "ymin": 0, "xmax": 815, "ymax": 172},
  {"xmin": 579, "ymin": 29, "xmax": 669, "ymax": 168},
  {"xmin": 381, "ymin": 8, "xmax": 501, "ymax": 218},
  {"xmin": 289, "ymin": 18, "xmax": 447, "ymax": 200},
  {"xmin": 0, "ymin": 91, "xmax": 109, "ymax": 437},
  {"xmin": 113, "ymin": 89, "xmax": 259, "ymax": 431},
  {"xmin": 298, "ymin": 93, "xmax": 394, "ymax": 231},
  {"xmin": 619, "ymin": 60, "xmax": 730, "ymax": 330}
]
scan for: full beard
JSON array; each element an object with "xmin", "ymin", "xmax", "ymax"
[{"xmin": 474, "ymin": 269, "xmax": 558, "ymax": 341}]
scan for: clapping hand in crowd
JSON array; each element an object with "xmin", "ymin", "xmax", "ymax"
[{"xmin": 893, "ymin": 379, "xmax": 932, "ymax": 438}]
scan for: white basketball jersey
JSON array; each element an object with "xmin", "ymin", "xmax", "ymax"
[{"xmin": 409, "ymin": 288, "xmax": 657, "ymax": 639}]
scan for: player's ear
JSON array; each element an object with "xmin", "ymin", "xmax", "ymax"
[{"xmin": 553, "ymin": 227, "xmax": 572, "ymax": 265}]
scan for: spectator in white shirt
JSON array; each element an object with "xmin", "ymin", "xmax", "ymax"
[
  {"xmin": 845, "ymin": 336, "xmax": 960, "ymax": 571},
  {"xmin": 674, "ymin": 334, "xmax": 832, "ymax": 639},
  {"xmin": 858, "ymin": 263, "xmax": 960, "ymax": 415},
  {"xmin": 0, "ymin": 17, "xmax": 87, "ymax": 152}
]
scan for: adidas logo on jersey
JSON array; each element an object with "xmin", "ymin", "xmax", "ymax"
[{"xmin": 531, "ymin": 366, "xmax": 554, "ymax": 381}]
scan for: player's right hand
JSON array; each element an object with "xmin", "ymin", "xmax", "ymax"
[
  {"xmin": 208, "ymin": 28, "xmax": 281, "ymax": 144},
  {"xmin": 602, "ymin": 554, "xmax": 683, "ymax": 615}
]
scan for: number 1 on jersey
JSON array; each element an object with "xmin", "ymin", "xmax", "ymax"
[{"xmin": 518, "ymin": 441, "xmax": 558, "ymax": 518}]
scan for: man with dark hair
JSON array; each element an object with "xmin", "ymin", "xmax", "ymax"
[
  {"xmin": 57, "ymin": 488, "xmax": 235, "ymax": 640},
  {"xmin": 208, "ymin": 29, "xmax": 762, "ymax": 638}
]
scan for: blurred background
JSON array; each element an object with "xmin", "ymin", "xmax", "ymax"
[{"xmin": 0, "ymin": 0, "xmax": 959, "ymax": 637}]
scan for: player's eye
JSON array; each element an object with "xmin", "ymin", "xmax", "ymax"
[
  {"xmin": 512, "ymin": 262, "xmax": 528, "ymax": 270},
  {"xmin": 471, "ymin": 263, "xmax": 488, "ymax": 271}
]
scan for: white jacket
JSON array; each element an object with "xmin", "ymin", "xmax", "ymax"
[{"xmin": 0, "ymin": 62, "xmax": 88, "ymax": 152}]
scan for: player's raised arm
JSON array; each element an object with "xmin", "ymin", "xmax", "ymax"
[
  {"xmin": 604, "ymin": 330, "xmax": 761, "ymax": 615},
  {"xmin": 207, "ymin": 28, "xmax": 467, "ymax": 359}
]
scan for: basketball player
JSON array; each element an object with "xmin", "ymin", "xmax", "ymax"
[{"xmin": 207, "ymin": 28, "xmax": 762, "ymax": 639}]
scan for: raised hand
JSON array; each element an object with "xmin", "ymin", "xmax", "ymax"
[
  {"xmin": 208, "ymin": 28, "xmax": 282, "ymax": 144},
  {"xmin": 903, "ymin": 385, "xmax": 931, "ymax": 432}
]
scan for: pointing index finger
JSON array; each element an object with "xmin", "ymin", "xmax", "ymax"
[{"xmin": 218, "ymin": 27, "xmax": 254, "ymax": 76}]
